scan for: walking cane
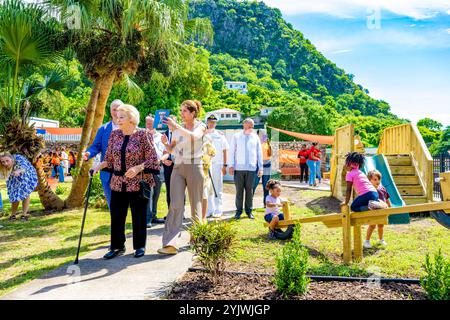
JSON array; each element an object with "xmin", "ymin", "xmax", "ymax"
[
  {"xmin": 74, "ymin": 169, "xmax": 94, "ymax": 265},
  {"xmin": 208, "ymin": 168, "xmax": 218, "ymax": 198}
]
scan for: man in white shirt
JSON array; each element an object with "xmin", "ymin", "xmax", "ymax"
[
  {"xmin": 205, "ymin": 114, "xmax": 229, "ymax": 218},
  {"xmin": 229, "ymin": 118, "xmax": 263, "ymax": 220},
  {"xmin": 145, "ymin": 115, "xmax": 165, "ymax": 227}
]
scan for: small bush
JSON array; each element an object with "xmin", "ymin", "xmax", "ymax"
[
  {"xmin": 420, "ymin": 249, "xmax": 450, "ymax": 300},
  {"xmin": 55, "ymin": 184, "xmax": 68, "ymax": 195},
  {"xmin": 274, "ymin": 225, "xmax": 310, "ymax": 297},
  {"xmin": 189, "ymin": 221, "xmax": 236, "ymax": 283}
]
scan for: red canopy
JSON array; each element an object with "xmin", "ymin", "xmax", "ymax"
[{"xmin": 268, "ymin": 126, "xmax": 334, "ymax": 145}]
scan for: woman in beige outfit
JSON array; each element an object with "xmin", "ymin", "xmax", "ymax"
[{"xmin": 158, "ymin": 100, "xmax": 206, "ymax": 255}]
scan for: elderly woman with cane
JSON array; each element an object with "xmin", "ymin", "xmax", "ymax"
[
  {"xmin": 93, "ymin": 104, "xmax": 160, "ymax": 259},
  {"xmin": 157, "ymin": 100, "xmax": 207, "ymax": 255},
  {"xmin": 0, "ymin": 152, "xmax": 38, "ymax": 221}
]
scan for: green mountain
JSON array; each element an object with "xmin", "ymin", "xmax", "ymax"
[{"xmin": 190, "ymin": 0, "xmax": 392, "ymax": 117}]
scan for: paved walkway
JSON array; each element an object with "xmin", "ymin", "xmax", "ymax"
[{"xmin": 2, "ymin": 192, "xmax": 263, "ymax": 300}]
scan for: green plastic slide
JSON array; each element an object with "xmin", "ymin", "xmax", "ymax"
[{"xmin": 362, "ymin": 154, "xmax": 410, "ymax": 225}]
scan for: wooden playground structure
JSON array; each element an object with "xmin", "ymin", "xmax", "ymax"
[{"xmin": 265, "ymin": 123, "xmax": 450, "ymax": 264}]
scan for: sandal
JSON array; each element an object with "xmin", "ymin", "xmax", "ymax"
[
  {"xmin": 20, "ymin": 215, "xmax": 30, "ymax": 221},
  {"xmin": 8, "ymin": 215, "xmax": 17, "ymax": 221}
]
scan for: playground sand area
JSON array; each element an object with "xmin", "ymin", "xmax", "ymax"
[{"xmin": 169, "ymin": 272, "xmax": 426, "ymax": 300}]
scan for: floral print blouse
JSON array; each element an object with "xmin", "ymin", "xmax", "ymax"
[{"xmin": 103, "ymin": 129, "xmax": 160, "ymax": 192}]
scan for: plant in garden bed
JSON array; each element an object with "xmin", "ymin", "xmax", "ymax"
[
  {"xmin": 420, "ymin": 248, "xmax": 450, "ymax": 300},
  {"xmin": 189, "ymin": 221, "xmax": 236, "ymax": 283},
  {"xmin": 273, "ymin": 225, "xmax": 310, "ymax": 297}
]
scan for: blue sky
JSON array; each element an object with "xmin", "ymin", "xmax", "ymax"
[{"xmin": 263, "ymin": 0, "xmax": 450, "ymax": 127}]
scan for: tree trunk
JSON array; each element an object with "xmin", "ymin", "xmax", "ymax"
[
  {"xmin": 33, "ymin": 159, "xmax": 65, "ymax": 211},
  {"xmin": 65, "ymin": 72, "xmax": 116, "ymax": 208}
]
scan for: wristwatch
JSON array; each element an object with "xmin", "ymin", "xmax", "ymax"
[{"xmin": 223, "ymin": 164, "xmax": 228, "ymax": 167}]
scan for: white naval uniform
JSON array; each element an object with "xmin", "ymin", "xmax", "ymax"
[{"xmin": 206, "ymin": 129, "xmax": 229, "ymax": 216}]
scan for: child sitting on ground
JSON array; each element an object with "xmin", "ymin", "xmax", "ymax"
[
  {"xmin": 264, "ymin": 179, "xmax": 285, "ymax": 239},
  {"xmin": 342, "ymin": 152, "xmax": 383, "ymax": 212},
  {"xmin": 364, "ymin": 170, "xmax": 391, "ymax": 248}
]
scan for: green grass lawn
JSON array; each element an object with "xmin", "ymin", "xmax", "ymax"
[
  {"xmin": 0, "ymin": 182, "xmax": 448, "ymax": 297},
  {"xmin": 0, "ymin": 182, "xmax": 168, "ymax": 297},
  {"xmin": 228, "ymin": 192, "xmax": 450, "ymax": 279}
]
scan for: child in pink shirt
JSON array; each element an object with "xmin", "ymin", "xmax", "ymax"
[{"xmin": 342, "ymin": 152, "xmax": 379, "ymax": 212}]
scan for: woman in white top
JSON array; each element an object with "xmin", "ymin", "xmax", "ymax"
[
  {"xmin": 60, "ymin": 147, "xmax": 69, "ymax": 176},
  {"xmin": 158, "ymin": 100, "xmax": 207, "ymax": 255}
]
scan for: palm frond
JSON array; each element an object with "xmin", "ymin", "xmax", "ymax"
[{"xmin": 116, "ymin": 74, "xmax": 144, "ymax": 105}]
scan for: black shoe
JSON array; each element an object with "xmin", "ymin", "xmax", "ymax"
[
  {"xmin": 134, "ymin": 248, "xmax": 145, "ymax": 258},
  {"xmin": 247, "ymin": 213, "xmax": 255, "ymax": 219},
  {"xmin": 234, "ymin": 213, "xmax": 242, "ymax": 220},
  {"xmin": 103, "ymin": 247, "xmax": 125, "ymax": 260},
  {"xmin": 152, "ymin": 217, "xmax": 165, "ymax": 224}
]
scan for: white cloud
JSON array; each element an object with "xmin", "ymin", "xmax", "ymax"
[
  {"xmin": 331, "ymin": 49, "xmax": 353, "ymax": 54},
  {"xmin": 312, "ymin": 28, "xmax": 450, "ymax": 55},
  {"xmin": 263, "ymin": 0, "xmax": 450, "ymax": 20}
]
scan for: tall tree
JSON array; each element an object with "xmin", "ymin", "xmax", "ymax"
[
  {"xmin": 44, "ymin": 0, "xmax": 213, "ymax": 207},
  {"xmin": 0, "ymin": 0, "xmax": 67, "ymax": 210}
]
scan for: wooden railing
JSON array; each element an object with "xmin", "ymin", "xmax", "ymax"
[
  {"xmin": 378, "ymin": 123, "xmax": 433, "ymax": 202},
  {"xmin": 330, "ymin": 124, "xmax": 354, "ymax": 201}
]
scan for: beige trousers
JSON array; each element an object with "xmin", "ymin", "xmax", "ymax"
[{"xmin": 162, "ymin": 163, "xmax": 204, "ymax": 248}]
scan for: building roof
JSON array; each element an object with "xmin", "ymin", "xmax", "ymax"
[
  {"xmin": 207, "ymin": 108, "xmax": 241, "ymax": 114},
  {"xmin": 40, "ymin": 127, "xmax": 83, "ymax": 135},
  {"xmin": 225, "ymin": 81, "xmax": 247, "ymax": 84}
]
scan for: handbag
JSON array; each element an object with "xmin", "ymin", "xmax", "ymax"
[{"xmin": 139, "ymin": 177, "xmax": 151, "ymax": 200}]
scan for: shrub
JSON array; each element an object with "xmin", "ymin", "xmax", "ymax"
[
  {"xmin": 55, "ymin": 184, "xmax": 68, "ymax": 195},
  {"xmin": 420, "ymin": 249, "xmax": 450, "ymax": 300},
  {"xmin": 189, "ymin": 221, "xmax": 236, "ymax": 283},
  {"xmin": 274, "ymin": 225, "xmax": 310, "ymax": 297}
]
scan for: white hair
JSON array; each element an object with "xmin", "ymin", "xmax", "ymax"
[
  {"xmin": 145, "ymin": 115, "xmax": 154, "ymax": 121},
  {"xmin": 243, "ymin": 118, "xmax": 255, "ymax": 127},
  {"xmin": 110, "ymin": 99, "xmax": 123, "ymax": 109},
  {"xmin": 117, "ymin": 104, "xmax": 140, "ymax": 126}
]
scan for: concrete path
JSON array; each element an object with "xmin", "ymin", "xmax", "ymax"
[{"xmin": 2, "ymin": 191, "xmax": 263, "ymax": 300}]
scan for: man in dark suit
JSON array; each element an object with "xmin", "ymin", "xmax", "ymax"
[{"xmin": 83, "ymin": 99, "xmax": 123, "ymax": 208}]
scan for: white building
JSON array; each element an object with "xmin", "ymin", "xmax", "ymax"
[
  {"xmin": 260, "ymin": 107, "xmax": 274, "ymax": 117},
  {"xmin": 29, "ymin": 117, "xmax": 59, "ymax": 128},
  {"xmin": 225, "ymin": 81, "xmax": 248, "ymax": 94},
  {"xmin": 205, "ymin": 108, "xmax": 242, "ymax": 123}
]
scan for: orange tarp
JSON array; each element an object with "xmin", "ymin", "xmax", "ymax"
[
  {"xmin": 268, "ymin": 126, "xmax": 334, "ymax": 145},
  {"xmin": 279, "ymin": 149, "xmax": 299, "ymax": 165},
  {"xmin": 41, "ymin": 127, "xmax": 83, "ymax": 134}
]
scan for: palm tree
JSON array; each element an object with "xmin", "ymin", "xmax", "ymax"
[
  {"xmin": 44, "ymin": 0, "xmax": 213, "ymax": 207},
  {"xmin": 0, "ymin": 0, "xmax": 67, "ymax": 210}
]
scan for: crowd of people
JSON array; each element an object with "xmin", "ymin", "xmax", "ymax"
[
  {"xmin": 84, "ymin": 99, "xmax": 271, "ymax": 258},
  {"xmin": 40, "ymin": 147, "xmax": 77, "ymax": 182},
  {"xmin": 0, "ymin": 97, "xmax": 389, "ymax": 257},
  {"xmin": 297, "ymin": 142, "xmax": 323, "ymax": 187}
]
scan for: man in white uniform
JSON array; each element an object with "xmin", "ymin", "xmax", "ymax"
[{"xmin": 205, "ymin": 114, "xmax": 229, "ymax": 218}]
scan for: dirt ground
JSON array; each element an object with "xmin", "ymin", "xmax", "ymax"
[
  {"xmin": 168, "ymin": 272, "xmax": 426, "ymax": 300},
  {"xmin": 223, "ymin": 182, "xmax": 341, "ymax": 214}
]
